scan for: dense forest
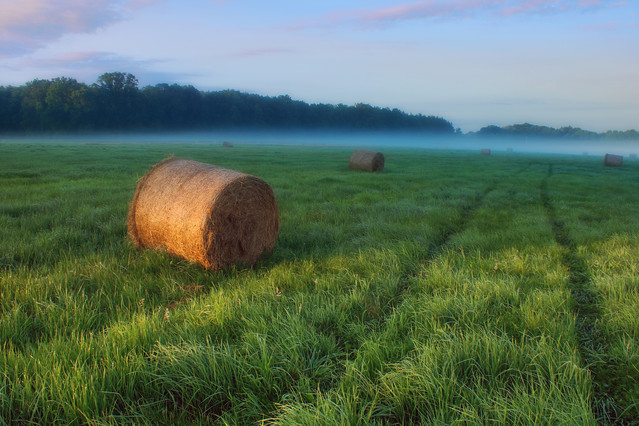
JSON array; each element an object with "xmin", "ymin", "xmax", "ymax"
[
  {"xmin": 472, "ymin": 123, "xmax": 639, "ymax": 140},
  {"xmin": 0, "ymin": 72, "xmax": 455, "ymax": 134}
]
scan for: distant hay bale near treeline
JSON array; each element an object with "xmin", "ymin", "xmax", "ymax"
[
  {"xmin": 222, "ymin": 141, "xmax": 233, "ymax": 147},
  {"xmin": 349, "ymin": 149, "xmax": 384, "ymax": 172},
  {"xmin": 604, "ymin": 153, "xmax": 623, "ymax": 167},
  {"xmin": 480, "ymin": 149, "xmax": 491, "ymax": 156},
  {"xmin": 128, "ymin": 158, "xmax": 279, "ymax": 270}
]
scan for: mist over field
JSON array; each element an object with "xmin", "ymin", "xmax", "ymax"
[{"xmin": 2, "ymin": 130, "xmax": 638, "ymax": 157}]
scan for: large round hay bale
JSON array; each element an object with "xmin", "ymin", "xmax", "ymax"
[
  {"xmin": 128, "ymin": 157, "xmax": 279, "ymax": 270},
  {"xmin": 348, "ymin": 149, "xmax": 384, "ymax": 172},
  {"xmin": 480, "ymin": 148, "xmax": 491, "ymax": 156},
  {"xmin": 604, "ymin": 153, "xmax": 623, "ymax": 167}
]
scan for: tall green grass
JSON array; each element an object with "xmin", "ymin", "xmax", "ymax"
[{"xmin": 0, "ymin": 142, "xmax": 637, "ymax": 424}]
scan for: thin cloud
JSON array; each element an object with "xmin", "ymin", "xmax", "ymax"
[
  {"xmin": 0, "ymin": 0, "xmax": 164, "ymax": 57},
  {"xmin": 124, "ymin": 0, "xmax": 167, "ymax": 11},
  {"xmin": 19, "ymin": 51, "xmax": 167, "ymax": 71},
  {"xmin": 497, "ymin": 0, "xmax": 621, "ymax": 16},
  {"xmin": 226, "ymin": 48, "xmax": 293, "ymax": 59},
  {"xmin": 290, "ymin": 0, "xmax": 630, "ymax": 29},
  {"xmin": 288, "ymin": 0, "xmax": 505, "ymax": 29},
  {"xmin": 498, "ymin": 0, "xmax": 560, "ymax": 17},
  {"xmin": 580, "ymin": 21, "xmax": 621, "ymax": 30},
  {"xmin": 14, "ymin": 50, "xmax": 190, "ymax": 86},
  {"xmin": 359, "ymin": 0, "xmax": 506, "ymax": 23}
]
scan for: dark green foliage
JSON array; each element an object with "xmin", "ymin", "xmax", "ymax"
[
  {"xmin": 473, "ymin": 122, "xmax": 638, "ymax": 140},
  {"xmin": 0, "ymin": 72, "xmax": 454, "ymax": 133}
]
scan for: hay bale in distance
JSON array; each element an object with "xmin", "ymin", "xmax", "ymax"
[
  {"xmin": 629, "ymin": 153, "xmax": 637, "ymax": 160},
  {"xmin": 349, "ymin": 149, "xmax": 384, "ymax": 172},
  {"xmin": 604, "ymin": 153, "xmax": 623, "ymax": 167},
  {"xmin": 128, "ymin": 158, "xmax": 279, "ymax": 270},
  {"xmin": 222, "ymin": 141, "xmax": 233, "ymax": 147},
  {"xmin": 480, "ymin": 149, "xmax": 491, "ymax": 156}
]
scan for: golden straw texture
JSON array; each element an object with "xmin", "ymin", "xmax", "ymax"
[{"xmin": 128, "ymin": 157, "xmax": 279, "ymax": 270}]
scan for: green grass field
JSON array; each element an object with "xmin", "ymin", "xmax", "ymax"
[{"xmin": 1, "ymin": 142, "xmax": 638, "ymax": 424}]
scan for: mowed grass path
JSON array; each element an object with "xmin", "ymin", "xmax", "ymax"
[{"xmin": 0, "ymin": 142, "xmax": 637, "ymax": 424}]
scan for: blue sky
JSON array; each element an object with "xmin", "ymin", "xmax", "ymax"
[{"xmin": 0, "ymin": 0, "xmax": 637, "ymax": 132}]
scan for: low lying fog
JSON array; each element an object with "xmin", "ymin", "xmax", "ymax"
[{"xmin": 3, "ymin": 130, "xmax": 638, "ymax": 157}]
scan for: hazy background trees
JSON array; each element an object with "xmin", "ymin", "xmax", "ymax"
[
  {"xmin": 0, "ymin": 72, "xmax": 454, "ymax": 134},
  {"xmin": 471, "ymin": 123, "xmax": 639, "ymax": 140},
  {"xmin": 3, "ymin": 72, "xmax": 636, "ymax": 138}
]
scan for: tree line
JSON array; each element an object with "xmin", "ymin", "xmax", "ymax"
[
  {"xmin": 472, "ymin": 123, "xmax": 639, "ymax": 140},
  {"xmin": 0, "ymin": 72, "xmax": 455, "ymax": 134}
]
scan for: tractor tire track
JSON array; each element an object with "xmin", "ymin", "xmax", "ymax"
[
  {"xmin": 296, "ymin": 163, "xmax": 535, "ymax": 420},
  {"xmin": 383, "ymin": 161, "xmax": 537, "ymax": 326},
  {"xmin": 540, "ymin": 164, "xmax": 626, "ymax": 425},
  {"xmin": 385, "ymin": 185, "xmax": 495, "ymax": 319}
]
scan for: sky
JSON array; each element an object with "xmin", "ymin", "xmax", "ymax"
[{"xmin": 0, "ymin": 0, "xmax": 637, "ymax": 132}]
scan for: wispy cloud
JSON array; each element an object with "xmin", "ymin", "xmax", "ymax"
[
  {"xmin": 286, "ymin": 0, "xmax": 497, "ymax": 29},
  {"xmin": 290, "ymin": 0, "xmax": 630, "ymax": 29},
  {"xmin": 580, "ymin": 21, "xmax": 621, "ymax": 30},
  {"xmin": 124, "ymin": 0, "xmax": 167, "ymax": 11},
  {"xmin": 14, "ymin": 50, "xmax": 189, "ymax": 85},
  {"xmin": 226, "ymin": 48, "xmax": 293, "ymax": 59},
  {"xmin": 0, "ymin": 0, "xmax": 166, "ymax": 57},
  {"xmin": 497, "ymin": 0, "xmax": 624, "ymax": 16},
  {"xmin": 18, "ymin": 51, "xmax": 162, "ymax": 69}
]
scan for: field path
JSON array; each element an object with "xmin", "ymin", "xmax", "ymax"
[
  {"xmin": 371, "ymin": 160, "xmax": 544, "ymax": 349},
  {"xmin": 540, "ymin": 164, "xmax": 625, "ymax": 424},
  {"xmin": 384, "ymin": 184, "xmax": 496, "ymax": 327},
  {"xmin": 388, "ymin": 161, "xmax": 539, "ymax": 314}
]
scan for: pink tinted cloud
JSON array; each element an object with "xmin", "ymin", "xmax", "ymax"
[
  {"xmin": 286, "ymin": 0, "xmax": 506, "ymax": 30},
  {"xmin": 0, "ymin": 0, "xmax": 116, "ymax": 37},
  {"xmin": 498, "ymin": 0, "xmax": 628, "ymax": 16},
  {"xmin": 0, "ymin": 0, "xmax": 163, "ymax": 57},
  {"xmin": 498, "ymin": 0, "xmax": 559, "ymax": 16},
  {"xmin": 292, "ymin": 0, "xmax": 629, "ymax": 29},
  {"xmin": 360, "ymin": 0, "xmax": 507, "ymax": 23}
]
